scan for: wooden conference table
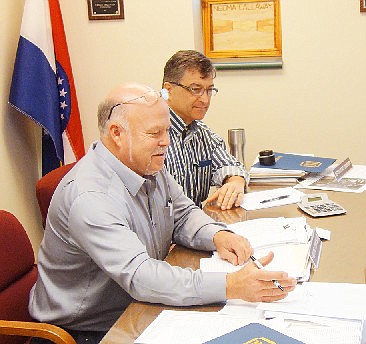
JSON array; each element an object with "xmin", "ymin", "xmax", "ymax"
[{"xmin": 100, "ymin": 187, "xmax": 366, "ymax": 344}]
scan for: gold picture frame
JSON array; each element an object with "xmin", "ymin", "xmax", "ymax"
[
  {"xmin": 202, "ymin": 0, "xmax": 282, "ymax": 59},
  {"xmin": 361, "ymin": 0, "xmax": 366, "ymax": 12}
]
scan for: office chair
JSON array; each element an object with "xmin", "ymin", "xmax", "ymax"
[
  {"xmin": 0, "ymin": 210, "xmax": 76, "ymax": 344},
  {"xmin": 36, "ymin": 163, "xmax": 76, "ymax": 228}
]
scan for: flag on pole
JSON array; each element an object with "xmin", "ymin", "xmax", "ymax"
[{"xmin": 9, "ymin": 0, "xmax": 85, "ymax": 175}]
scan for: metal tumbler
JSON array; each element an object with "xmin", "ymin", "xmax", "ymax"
[{"xmin": 228, "ymin": 128, "xmax": 246, "ymax": 166}]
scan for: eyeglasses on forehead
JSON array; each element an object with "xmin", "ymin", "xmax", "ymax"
[{"xmin": 107, "ymin": 89, "xmax": 167, "ymax": 120}]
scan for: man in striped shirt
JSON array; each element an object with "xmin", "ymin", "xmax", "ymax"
[{"xmin": 163, "ymin": 50, "xmax": 249, "ymax": 210}]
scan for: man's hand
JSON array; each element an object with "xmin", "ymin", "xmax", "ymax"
[
  {"xmin": 226, "ymin": 252, "xmax": 297, "ymax": 302},
  {"xmin": 205, "ymin": 176, "xmax": 245, "ymax": 210},
  {"xmin": 213, "ymin": 231, "xmax": 253, "ymax": 266}
]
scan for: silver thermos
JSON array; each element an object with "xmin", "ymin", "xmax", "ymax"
[{"xmin": 228, "ymin": 128, "xmax": 246, "ymax": 166}]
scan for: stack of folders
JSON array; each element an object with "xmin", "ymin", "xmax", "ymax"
[
  {"xmin": 249, "ymin": 152, "xmax": 336, "ymax": 186},
  {"xmin": 200, "ymin": 217, "xmax": 318, "ymax": 282},
  {"xmin": 249, "ymin": 168, "xmax": 307, "ymax": 186}
]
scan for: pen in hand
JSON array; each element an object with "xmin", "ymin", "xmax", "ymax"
[
  {"xmin": 250, "ymin": 255, "xmax": 284, "ymax": 291},
  {"xmin": 260, "ymin": 195, "xmax": 290, "ymax": 204}
]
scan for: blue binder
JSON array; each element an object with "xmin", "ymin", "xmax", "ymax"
[
  {"xmin": 252, "ymin": 152, "xmax": 335, "ymax": 173},
  {"xmin": 203, "ymin": 322, "xmax": 305, "ymax": 344}
]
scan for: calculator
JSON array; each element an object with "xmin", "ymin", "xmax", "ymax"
[{"xmin": 297, "ymin": 193, "xmax": 347, "ymax": 217}]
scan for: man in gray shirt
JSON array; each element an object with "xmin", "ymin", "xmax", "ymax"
[{"xmin": 29, "ymin": 83, "xmax": 296, "ymax": 344}]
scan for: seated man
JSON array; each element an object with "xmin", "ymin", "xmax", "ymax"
[
  {"xmin": 29, "ymin": 83, "xmax": 296, "ymax": 344},
  {"xmin": 163, "ymin": 50, "xmax": 249, "ymax": 210}
]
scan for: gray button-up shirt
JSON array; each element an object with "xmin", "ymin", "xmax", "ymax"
[{"xmin": 29, "ymin": 141, "xmax": 227, "ymax": 331}]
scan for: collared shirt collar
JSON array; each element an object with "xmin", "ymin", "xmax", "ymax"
[
  {"xmin": 92, "ymin": 141, "xmax": 156, "ymax": 197},
  {"xmin": 169, "ymin": 109, "xmax": 198, "ymax": 138}
]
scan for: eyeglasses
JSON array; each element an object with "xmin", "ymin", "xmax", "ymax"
[
  {"xmin": 168, "ymin": 81, "xmax": 218, "ymax": 97},
  {"xmin": 108, "ymin": 89, "xmax": 163, "ymax": 120}
]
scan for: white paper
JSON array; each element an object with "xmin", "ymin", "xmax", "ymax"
[
  {"xmin": 315, "ymin": 227, "xmax": 331, "ymax": 240},
  {"xmin": 220, "ymin": 289, "xmax": 364, "ymax": 343},
  {"xmin": 201, "ymin": 243, "xmax": 310, "ymax": 279},
  {"xmin": 257, "ymin": 282, "xmax": 366, "ymax": 321},
  {"xmin": 134, "ymin": 308, "xmax": 363, "ymax": 344},
  {"xmin": 201, "ymin": 217, "xmax": 312, "ymax": 279},
  {"xmin": 296, "ymin": 164, "xmax": 366, "ymax": 193},
  {"xmin": 134, "ymin": 311, "xmax": 253, "ymax": 344},
  {"xmin": 241, "ymin": 187, "xmax": 304, "ymax": 210},
  {"xmin": 227, "ymin": 217, "xmax": 310, "ymax": 249}
]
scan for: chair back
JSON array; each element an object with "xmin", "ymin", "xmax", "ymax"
[
  {"xmin": 36, "ymin": 163, "xmax": 76, "ymax": 227},
  {"xmin": 0, "ymin": 210, "xmax": 38, "ymax": 344}
]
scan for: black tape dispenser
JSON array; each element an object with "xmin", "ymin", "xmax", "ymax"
[{"xmin": 259, "ymin": 150, "xmax": 276, "ymax": 166}]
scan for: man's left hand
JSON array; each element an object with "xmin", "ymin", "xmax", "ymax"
[
  {"xmin": 205, "ymin": 176, "xmax": 245, "ymax": 210},
  {"xmin": 213, "ymin": 230, "xmax": 253, "ymax": 266}
]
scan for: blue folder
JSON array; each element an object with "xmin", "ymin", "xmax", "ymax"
[
  {"xmin": 203, "ymin": 322, "xmax": 305, "ymax": 344},
  {"xmin": 252, "ymin": 152, "xmax": 336, "ymax": 173}
]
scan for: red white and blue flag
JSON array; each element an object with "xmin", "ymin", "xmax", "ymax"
[{"xmin": 9, "ymin": 0, "xmax": 85, "ymax": 175}]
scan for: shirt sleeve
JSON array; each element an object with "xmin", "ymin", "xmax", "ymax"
[
  {"xmin": 209, "ymin": 132, "xmax": 249, "ymax": 189},
  {"xmin": 164, "ymin": 170, "xmax": 229, "ymax": 251},
  {"xmin": 68, "ymin": 188, "xmax": 227, "ymax": 307}
]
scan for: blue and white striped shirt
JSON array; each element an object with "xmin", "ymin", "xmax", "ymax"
[{"xmin": 165, "ymin": 110, "xmax": 248, "ymax": 208}]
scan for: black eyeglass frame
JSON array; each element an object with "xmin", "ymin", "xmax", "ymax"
[{"xmin": 168, "ymin": 81, "xmax": 218, "ymax": 97}]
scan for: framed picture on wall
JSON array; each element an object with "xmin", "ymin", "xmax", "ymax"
[
  {"xmin": 361, "ymin": 0, "xmax": 366, "ymax": 12},
  {"xmin": 201, "ymin": 0, "xmax": 282, "ymax": 59}
]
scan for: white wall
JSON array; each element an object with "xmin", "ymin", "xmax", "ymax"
[{"xmin": 1, "ymin": 0, "xmax": 366, "ymax": 251}]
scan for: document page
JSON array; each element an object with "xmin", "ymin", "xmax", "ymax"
[
  {"xmin": 134, "ymin": 311, "xmax": 252, "ymax": 344},
  {"xmin": 241, "ymin": 187, "xmax": 304, "ymax": 210},
  {"xmin": 257, "ymin": 282, "xmax": 366, "ymax": 321},
  {"xmin": 200, "ymin": 243, "xmax": 310, "ymax": 279},
  {"xmin": 227, "ymin": 217, "xmax": 310, "ymax": 249},
  {"xmin": 134, "ymin": 309, "xmax": 363, "ymax": 344}
]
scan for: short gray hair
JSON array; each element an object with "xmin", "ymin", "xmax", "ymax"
[{"xmin": 97, "ymin": 98, "xmax": 128, "ymax": 136}]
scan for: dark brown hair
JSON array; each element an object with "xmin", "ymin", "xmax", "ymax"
[{"xmin": 163, "ymin": 50, "xmax": 216, "ymax": 85}]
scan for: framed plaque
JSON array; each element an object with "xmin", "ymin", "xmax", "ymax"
[{"xmin": 87, "ymin": 0, "xmax": 124, "ymax": 20}]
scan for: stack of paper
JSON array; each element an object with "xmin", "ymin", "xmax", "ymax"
[
  {"xmin": 257, "ymin": 282, "xmax": 366, "ymax": 322},
  {"xmin": 249, "ymin": 152, "xmax": 336, "ymax": 186},
  {"xmin": 250, "ymin": 167, "xmax": 307, "ymax": 186},
  {"xmin": 200, "ymin": 217, "xmax": 313, "ymax": 281},
  {"xmin": 257, "ymin": 282, "xmax": 366, "ymax": 343},
  {"xmin": 134, "ymin": 311, "xmax": 256, "ymax": 344},
  {"xmin": 219, "ymin": 282, "xmax": 366, "ymax": 343},
  {"xmin": 134, "ymin": 286, "xmax": 365, "ymax": 343},
  {"xmin": 221, "ymin": 299, "xmax": 364, "ymax": 344},
  {"xmin": 134, "ymin": 311, "xmax": 309, "ymax": 344}
]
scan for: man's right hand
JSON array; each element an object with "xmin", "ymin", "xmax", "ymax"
[{"xmin": 226, "ymin": 252, "xmax": 297, "ymax": 302}]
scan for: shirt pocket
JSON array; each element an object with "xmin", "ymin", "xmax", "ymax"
[
  {"xmin": 158, "ymin": 205, "xmax": 174, "ymax": 256},
  {"xmin": 192, "ymin": 159, "xmax": 213, "ymax": 188}
]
